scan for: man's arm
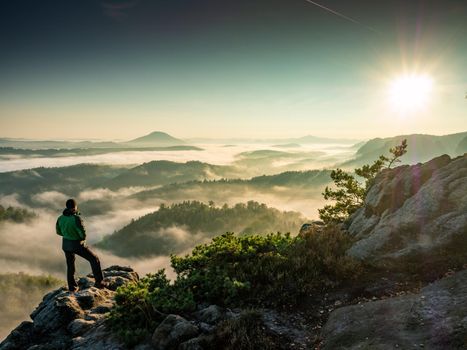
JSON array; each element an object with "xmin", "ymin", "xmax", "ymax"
[
  {"xmin": 75, "ymin": 215, "xmax": 86, "ymax": 240},
  {"xmin": 56, "ymin": 218, "xmax": 63, "ymax": 236}
]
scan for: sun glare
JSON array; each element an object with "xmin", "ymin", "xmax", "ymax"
[{"xmin": 388, "ymin": 74, "xmax": 433, "ymax": 114}]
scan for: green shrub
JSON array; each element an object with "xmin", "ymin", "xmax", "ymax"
[
  {"xmin": 109, "ymin": 226, "xmax": 362, "ymax": 345},
  {"xmin": 108, "ymin": 270, "xmax": 196, "ymax": 346},
  {"xmin": 171, "ymin": 232, "xmax": 293, "ymax": 305}
]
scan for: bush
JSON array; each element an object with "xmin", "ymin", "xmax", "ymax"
[
  {"xmin": 108, "ymin": 226, "xmax": 362, "ymax": 344},
  {"xmin": 171, "ymin": 232, "xmax": 293, "ymax": 305},
  {"xmin": 108, "ymin": 270, "xmax": 196, "ymax": 346}
]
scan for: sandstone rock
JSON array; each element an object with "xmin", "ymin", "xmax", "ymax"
[
  {"xmin": 102, "ymin": 266, "xmax": 139, "ymax": 291},
  {"xmin": 89, "ymin": 302, "xmax": 113, "ymax": 315},
  {"xmin": 0, "ymin": 321, "xmax": 34, "ymax": 350},
  {"xmin": 347, "ymin": 154, "xmax": 467, "ymax": 262},
  {"xmin": 194, "ymin": 305, "xmax": 224, "ymax": 324},
  {"xmin": 321, "ymin": 269, "xmax": 467, "ymax": 349},
  {"xmin": 178, "ymin": 337, "xmax": 205, "ymax": 350},
  {"xmin": 0, "ymin": 266, "xmax": 139, "ymax": 350},
  {"xmin": 261, "ymin": 309, "xmax": 311, "ymax": 348},
  {"xmin": 197, "ymin": 322, "xmax": 215, "ymax": 334},
  {"xmin": 70, "ymin": 320, "xmax": 125, "ymax": 350},
  {"xmin": 133, "ymin": 344, "xmax": 154, "ymax": 350},
  {"xmin": 152, "ymin": 315, "xmax": 199, "ymax": 350},
  {"xmin": 31, "ymin": 291, "xmax": 84, "ymax": 333},
  {"xmin": 67, "ymin": 319, "xmax": 95, "ymax": 336},
  {"xmin": 299, "ymin": 221, "xmax": 325, "ymax": 236},
  {"xmin": 77, "ymin": 277, "xmax": 92, "ymax": 289}
]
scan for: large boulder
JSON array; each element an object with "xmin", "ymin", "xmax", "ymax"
[
  {"xmin": 0, "ymin": 266, "xmax": 138, "ymax": 350},
  {"xmin": 194, "ymin": 305, "xmax": 225, "ymax": 325},
  {"xmin": 346, "ymin": 154, "xmax": 467, "ymax": 263},
  {"xmin": 151, "ymin": 315, "xmax": 199, "ymax": 350},
  {"xmin": 321, "ymin": 269, "xmax": 467, "ymax": 349}
]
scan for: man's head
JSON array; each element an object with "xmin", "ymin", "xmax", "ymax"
[{"xmin": 66, "ymin": 198, "xmax": 77, "ymax": 211}]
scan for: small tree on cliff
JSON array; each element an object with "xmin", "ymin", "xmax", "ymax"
[{"xmin": 318, "ymin": 139, "xmax": 407, "ymax": 224}]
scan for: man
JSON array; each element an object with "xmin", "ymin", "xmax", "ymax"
[{"xmin": 56, "ymin": 198, "xmax": 107, "ymax": 291}]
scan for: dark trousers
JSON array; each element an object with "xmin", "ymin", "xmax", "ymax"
[{"xmin": 64, "ymin": 243, "xmax": 104, "ymax": 290}]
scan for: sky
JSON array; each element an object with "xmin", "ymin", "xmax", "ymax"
[{"xmin": 0, "ymin": 0, "xmax": 466, "ymax": 140}]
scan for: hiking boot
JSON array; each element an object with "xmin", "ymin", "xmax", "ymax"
[{"xmin": 94, "ymin": 281, "xmax": 109, "ymax": 289}]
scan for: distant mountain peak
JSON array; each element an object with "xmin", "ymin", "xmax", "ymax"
[{"xmin": 127, "ymin": 131, "xmax": 185, "ymax": 145}]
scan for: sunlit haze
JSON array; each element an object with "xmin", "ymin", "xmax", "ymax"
[
  {"xmin": 1, "ymin": 1, "xmax": 466, "ymax": 140},
  {"xmin": 388, "ymin": 74, "xmax": 434, "ymax": 114},
  {"xmin": 1, "ymin": 2, "xmax": 467, "ymax": 344}
]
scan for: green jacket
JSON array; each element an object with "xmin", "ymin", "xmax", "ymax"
[{"xmin": 56, "ymin": 208, "xmax": 86, "ymax": 241}]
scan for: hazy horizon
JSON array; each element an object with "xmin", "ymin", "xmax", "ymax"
[
  {"xmin": 1, "ymin": 1, "xmax": 466, "ymax": 140},
  {"xmin": 1, "ymin": 1, "xmax": 466, "ymax": 344},
  {"xmin": 1, "ymin": 129, "xmax": 466, "ymax": 143}
]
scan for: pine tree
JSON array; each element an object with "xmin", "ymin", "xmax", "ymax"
[{"xmin": 318, "ymin": 139, "xmax": 407, "ymax": 224}]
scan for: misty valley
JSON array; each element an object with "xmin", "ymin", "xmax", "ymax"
[
  {"xmin": 2, "ymin": 0, "xmax": 467, "ymax": 347},
  {"xmin": 0, "ymin": 130, "xmax": 466, "ymax": 342}
]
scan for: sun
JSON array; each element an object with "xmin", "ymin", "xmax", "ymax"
[{"xmin": 388, "ymin": 73, "xmax": 433, "ymax": 114}]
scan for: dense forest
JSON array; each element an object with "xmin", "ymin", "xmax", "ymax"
[
  {"xmin": 104, "ymin": 160, "xmax": 240, "ymax": 190},
  {"xmin": 0, "ymin": 164, "xmax": 129, "ymax": 200},
  {"xmin": 133, "ymin": 169, "xmax": 331, "ymax": 202},
  {"xmin": 97, "ymin": 201, "xmax": 305, "ymax": 257},
  {"xmin": 0, "ymin": 205, "xmax": 36, "ymax": 223}
]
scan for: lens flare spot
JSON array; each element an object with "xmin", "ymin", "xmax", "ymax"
[{"xmin": 388, "ymin": 74, "xmax": 433, "ymax": 114}]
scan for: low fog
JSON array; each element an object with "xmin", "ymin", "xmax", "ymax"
[
  {"xmin": 0, "ymin": 143, "xmax": 355, "ymax": 173},
  {"xmin": 0, "ymin": 205, "xmax": 174, "ymax": 340},
  {"xmin": 0, "ymin": 142, "xmax": 343, "ymax": 341},
  {"xmin": 0, "ymin": 209, "xmax": 170, "ymax": 278}
]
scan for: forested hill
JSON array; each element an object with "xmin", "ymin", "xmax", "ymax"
[
  {"xmin": 96, "ymin": 201, "xmax": 305, "ymax": 257},
  {"xmin": 133, "ymin": 169, "xmax": 331, "ymax": 202},
  {"xmin": 104, "ymin": 160, "xmax": 241, "ymax": 190},
  {"xmin": 0, "ymin": 205, "xmax": 36, "ymax": 223}
]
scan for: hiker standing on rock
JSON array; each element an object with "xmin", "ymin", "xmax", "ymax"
[{"xmin": 56, "ymin": 199, "xmax": 107, "ymax": 291}]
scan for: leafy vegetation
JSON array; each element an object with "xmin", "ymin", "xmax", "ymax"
[
  {"xmin": 0, "ymin": 205, "xmax": 36, "ymax": 223},
  {"xmin": 319, "ymin": 139, "xmax": 407, "ymax": 223},
  {"xmin": 108, "ymin": 225, "xmax": 362, "ymax": 345},
  {"xmin": 97, "ymin": 200, "xmax": 305, "ymax": 257}
]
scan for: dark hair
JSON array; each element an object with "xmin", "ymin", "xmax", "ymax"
[{"xmin": 66, "ymin": 199, "xmax": 77, "ymax": 210}]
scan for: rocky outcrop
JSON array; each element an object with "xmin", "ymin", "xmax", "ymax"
[
  {"xmin": 2, "ymin": 154, "xmax": 466, "ymax": 350},
  {"xmin": 0, "ymin": 266, "xmax": 138, "ymax": 350},
  {"xmin": 346, "ymin": 154, "xmax": 467, "ymax": 263},
  {"xmin": 152, "ymin": 315, "xmax": 199, "ymax": 350},
  {"xmin": 321, "ymin": 269, "xmax": 467, "ymax": 349}
]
